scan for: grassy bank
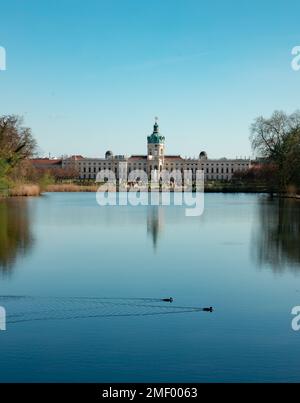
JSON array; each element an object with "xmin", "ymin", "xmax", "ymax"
[
  {"xmin": 9, "ymin": 184, "xmax": 41, "ymax": 197},
  {"xmin": 46, "ymin": 183, "xmax": 98, "ymax": 192},
  {"xmin": 206, "ymin": 180, "xmax": 270, "ymax": 193},
  {"xmin": 2, "ymin": 180, "xmax": 299, "ymax": 197},
  {"xmin": 44, "ymin": 180, "xmax": 287, "ymax": 194}
]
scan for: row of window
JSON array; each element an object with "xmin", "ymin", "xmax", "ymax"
[
  {"xmin": 66, "ymin": 161, "xmax": 248, "ymax": 167},
  {"xmin": 83, "ymin": 167, "xmax": 118, "ymax": 173},
  {"xmin": 81, "ymin": 173, "xmax": 233, "ymax": 180},
  {"xmin": 81, "ymin": 166, "xmax": 242, "ymax": 174}
]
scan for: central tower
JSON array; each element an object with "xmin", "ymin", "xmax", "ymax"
[{"xmin": 147, "ymin": 118, "xmax": 165, "ymax": 177}]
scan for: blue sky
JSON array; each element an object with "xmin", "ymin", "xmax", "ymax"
[{"xmin": 0, "ymin": 0, "xmax": 300, "ymax": 158}]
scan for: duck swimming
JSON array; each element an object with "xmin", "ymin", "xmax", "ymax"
[{"xmin": 161, "ymin": 297, "xmax": 173, "ymax": 303}]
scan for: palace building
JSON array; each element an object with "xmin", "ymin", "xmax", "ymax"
[{"xmin": 62, "ymin": 120, "xmax": 251, "ymax": 181}]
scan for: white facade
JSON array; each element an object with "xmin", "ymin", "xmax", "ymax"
[{"xmin": 62, "ymin": 122, "xmax": 251, "ymax": 181}]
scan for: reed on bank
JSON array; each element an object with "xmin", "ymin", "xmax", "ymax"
[
  {"xmin": 9, "ymin": 184, "xmax": 41, "ymax": 197},
  {"xmin": 46, "ymin": 183, "xmax": 98, "ymax": 192}
]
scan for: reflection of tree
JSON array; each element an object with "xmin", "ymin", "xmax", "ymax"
[
  {"xmin": 253, "ymin": 197, "xmax": 300, "ymax": 272},
  {"xmin": 0, "ymin": 199, "xmax": 33, "ymax": 275},
  {"xmin": 147, "ymin": 206, "xmax": 164, "ymax": 249}
]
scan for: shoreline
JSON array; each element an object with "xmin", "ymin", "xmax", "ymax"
[
  {"xmin": 1, "ymin": 183, "xmax": 299, "ymax": 199},
  {"xmin": 45, "ymin": 190, "xmax": 300, "ymax": 199}
]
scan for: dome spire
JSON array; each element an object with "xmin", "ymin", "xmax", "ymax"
[{"xmin": 153, "ymin": 116, "xmax": 159, "ymax": 133}]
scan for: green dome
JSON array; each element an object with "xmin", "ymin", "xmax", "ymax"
[
  {"xmin": 147, "ymin": 133, "xmax": 165, "ymax": 144},
  {"xmin": 147, "ymin": 122, "xmax": 165, "ymax": 144}
]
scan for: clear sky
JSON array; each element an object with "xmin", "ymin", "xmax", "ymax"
[{"xmin": 0, "ymin": 0, "xmax": 300, "ymax": 158}]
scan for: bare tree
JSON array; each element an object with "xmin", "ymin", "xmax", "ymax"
[
  {"xmin": 0, "ymin": 115, "xmax": 37, "ymax": 167},
  {"xmin": 250, "ymin": 110, "xmax": 300, "ymax": 191}
]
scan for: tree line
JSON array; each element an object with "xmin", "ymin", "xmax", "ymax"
[
  {"xmin": 1, "ymin": 111, "xmax": 300, "ymax": 195},
  {"xmin": 0, "ymin": 115, "xmax": 78, "ymax": 194},
  {"xmin": 0, "ymin": 115, "xmax": 36, "ymax": 192},
  {"xmin": 250, "ymin": 110, "xmax": 300, "ymax": 193}
]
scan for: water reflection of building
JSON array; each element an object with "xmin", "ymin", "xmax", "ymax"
[
  {"xmin": 253, "ymin": 198, "xmax": 300, "ymax": 272},
  {"xmin": 0, "ymin": 199, "xmax": 33, "ymax": 275},
  {"xmin": 147, "ymin": 206, "xmax": 164, "ymax": 249}
]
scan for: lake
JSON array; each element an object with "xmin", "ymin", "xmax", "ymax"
[{"xmin": 0, "ymin": 192, "xmax": 300, "ymax": 382}]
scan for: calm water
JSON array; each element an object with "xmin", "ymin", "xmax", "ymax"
[{"xmin": 0, "ymin": 192, "xmax": 300, "ymax": 382}]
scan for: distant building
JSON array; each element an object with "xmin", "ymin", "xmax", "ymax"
[
  {"xmin": 31, "ymin": 158, "xmax": 63, "ymax": 170},
  {"xmin": 62, "ymin": 121, "xmax": 251, "ymax": 181}
]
